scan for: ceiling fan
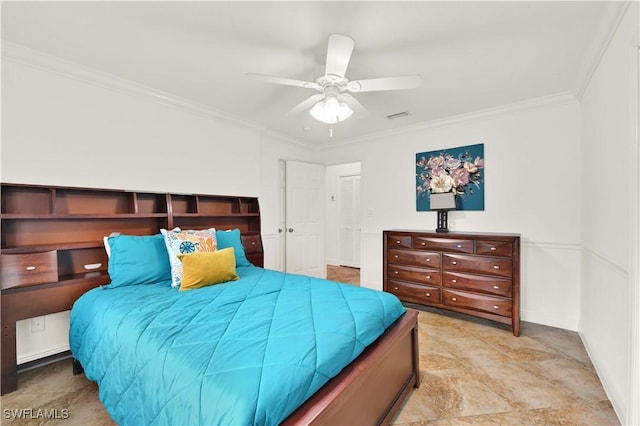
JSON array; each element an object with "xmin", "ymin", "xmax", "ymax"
[{"xmin": 247, "ymin": 34, "xmax": 422, "ymax": 124}]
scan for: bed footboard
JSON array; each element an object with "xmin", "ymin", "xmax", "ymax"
[{"xmin": 282, "ymin": 308, "xmax": 419, "ymax": 425}]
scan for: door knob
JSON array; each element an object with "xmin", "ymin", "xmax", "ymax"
[
  {"xmin": 288, "ymin": 228, "xmax": 294, "ymax": 233},
  {"xmin": 278, "ymin": 228, "xmax": 283, "ymax": 233}
]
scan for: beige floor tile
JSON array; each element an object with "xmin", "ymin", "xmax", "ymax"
[
  {"xmin": 479, "ymin": 334, "xmax": 563, "ymax": 362},
  {"xmin": 437, "ymin": 336, "xmax": 514, "ymax": 368},
  {"xmin": 519, "ymin": 357, "xmax": 609, "ymax": 402},
  {"xmin": 477, "ymin": 362, "xmax": 584, "ymax": 411},
  {"xmin": 421, "ymin": 367, "xmax": 514, "ymax": 418}
]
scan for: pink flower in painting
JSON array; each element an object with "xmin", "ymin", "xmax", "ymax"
[
  {"xmin": 450, "ymin": 167, "xmax": 470, "ymax": 188},
  {"xmin": 464, "ymin": 156, "xmax": 484, "ymax": 173},
  {"xmin": 444, "ymin": 155, "xmax": 461, "ymax": 170},
  {"xmin": 426, "ymin": 155, "xmax": 445, "ymax": 170}
]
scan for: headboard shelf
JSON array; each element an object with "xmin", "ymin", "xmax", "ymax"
[
  {"xmin": 1, "ymin": 182, "xmax": 264, "ymax": 395},
  {"xmin": 1, "ymin": 241, "xmax": 104, "ymax": 254},
  {"xmin": 2, "ymin": 213, "xmax": 169, "ymax": 219}
]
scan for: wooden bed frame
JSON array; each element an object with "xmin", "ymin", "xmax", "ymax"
[{"xmin": 1, "ymin": 183, "xmax": 419, "ymax": 424}]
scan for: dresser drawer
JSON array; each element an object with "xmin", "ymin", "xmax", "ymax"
[
  {"xmin": 443, "ymin": 254, "xmax": 512, "ymax": 278},
  {"xmin": 386, "ymin": 235, "xmax": 412, "ymax": 249},
  {"xmin": 240, "ymin": 234, "xmax": 263, "ymax": 254},
  {"xmin": 1, "ymin": 251, "xmax": 58, "ymax": 290},
  {"xmin": 387, "ymin": 264, "xmax": 441, "ymax": 286},
  {"xmin": 443, "ymin": 289, "xmax": 512, "ymax": 317},
  {"xmin": 412, "ymin": 237, "xmax": 474, "ymax": 254},
  {"xmin": 387, "ymin": 280, "xmax": 441, "ymax": 304},
  {"xmin": 476, "ymin": 240, "xmax": 513, "ymax": 257},
  {"xmin": 443, "ymin": 271, "xmax": 512, "ymax": 297},
  {"xmin": 387, "ymin": 249, "xmax": 441, "ymax": 268}
]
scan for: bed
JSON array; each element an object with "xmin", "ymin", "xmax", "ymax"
[
  {"xmin": 70, "ymin": 265, "xmax": 417, "ymax": 425},
  {"xmin": 1, "ymin": 183, "xmax": 419, "ymax": 425}
]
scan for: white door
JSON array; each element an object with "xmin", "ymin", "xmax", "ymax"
[
  {"xmin": 277, "ymin": 160, "xmax": 287, "ymax": 272},
  {"xmin": 338, "ymin": 174, "xmax": 361, "ymax": 268},
  {"xmin": 285, "ymin": 161, "xmax": 325, "ymax": 278}
]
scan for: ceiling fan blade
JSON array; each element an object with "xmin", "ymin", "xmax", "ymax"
[
  {"xmin": 325, "ymin": 34, "xmax": 355, "ymax": 79},
  {"xmin": 347, "ymin": 75, "xmax": 422, "ymax": 92},
  {"xmin": 286, "ymin": 93, "xmax": 326, "ymax": 116},
  {"xmin": 340, "ymin": 93, "xmax": 369, "ymax": 116},
  {"xmin": 246, "ymin": 73, "xmax": 321, "ymax": 91}
]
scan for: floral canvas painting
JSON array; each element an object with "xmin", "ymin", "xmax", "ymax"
[{"xmin": 416, "ymin": 143, "xmax": 485, "ymax": 211}]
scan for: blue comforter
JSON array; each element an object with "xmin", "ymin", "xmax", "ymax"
[{"xmin": 69, "ymin": 266, "xmax": 406, "ymax": 425}]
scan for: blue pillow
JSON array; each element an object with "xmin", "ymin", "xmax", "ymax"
[
  {"xmin": 216, "ymin": 229, "xmax": 252, "ymax": 267},
  {"xmin": 106, "ymin": 234, "xmax": 171, "ymax": 288}
]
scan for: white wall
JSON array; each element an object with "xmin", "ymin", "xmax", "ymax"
[
  {"xmin": 1, "ymin": 57, "xmax": 261, "ymax": 196},
  {"xmin": 1, "ymin": 54, "xmax": 312, "ymax": 364},
  {"xmin": 578, "ymin": 3, "xmax": 638, "ymax": 424},
  {"xmin": 318, "ymin": 97, "xmax": 583, "ymax": 331}
]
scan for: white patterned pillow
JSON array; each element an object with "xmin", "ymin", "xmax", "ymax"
[{"xmin": 160, "ymin": 227, "xmax": 217, "ymax": 288}]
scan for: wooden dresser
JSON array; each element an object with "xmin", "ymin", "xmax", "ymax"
[
  {"xmin": 1, "ymin": 183, "xmax": 263, "ymax": 394},
  {"xmin": 383, "ymin": 230, "xmax": 520, "ymax": 336}
]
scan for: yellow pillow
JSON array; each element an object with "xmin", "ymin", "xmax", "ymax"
[{"xmin": 177, "ymin": 247, "xmax": 239, "ymax": 291}]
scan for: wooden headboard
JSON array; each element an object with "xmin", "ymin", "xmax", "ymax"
[{"xmin": 0, "ymin": 182, "xmax": 263, "ymax": 394}]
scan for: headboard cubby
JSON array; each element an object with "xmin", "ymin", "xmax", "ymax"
[{"xmin": 0, "ymin": 182, "xmax": 263, "ymax": 394}]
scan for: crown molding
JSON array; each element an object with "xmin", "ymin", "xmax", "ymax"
[
  {"xmin": 1, "ymin": 41, "xmax": 272, "ymax": 134},
  {"xmin": 260, "ymin": 128, "xmax": 309, "ymax": 149},
  {"xmin": 575, "ymin": 1, "xmax": 632, "ymax": 100},
  {"xmin": 317, "ymin": 91, "xmax": 577, "ymax": 151}
]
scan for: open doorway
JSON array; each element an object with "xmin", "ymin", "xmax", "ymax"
[{"xmin": 325, "ymin": 162, "xmax": 361, "ymax": 282}]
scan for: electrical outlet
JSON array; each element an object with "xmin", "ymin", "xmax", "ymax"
[{"xmin": 30, "ymin": 316, "xmax": 45, "ymax": 333}]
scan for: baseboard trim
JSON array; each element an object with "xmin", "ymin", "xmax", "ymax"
[{"xmin": 17, "ymin": 350, "xmax": 72, "ymax": 373}]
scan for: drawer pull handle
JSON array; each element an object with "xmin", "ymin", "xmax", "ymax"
[
  {"xmin": 84, "ymin": 263, "xmax": 102, "ymax": 270},
  {"xmin": 456, "ymin": 244, "xmax": 462, "ymax": 248},
  {"xmin": 25, "ymin": 266, "xmax": 37, "ymax": 271},
  {"xmin": 394, "ymin": 255, "xmax": 399, "ymax": 258},
  {"xmin": 393, "ymin": 286, "xmax": 399, "ymax": 290},
  {"xmin": 426, "ymin": 275, "xmax": 431, "ymax": 279},
  {"xmin": 493, "ymin": 285, "xmax": 500, "ymax": 289},
  {"xmin": 452, "ymin": 279, "xmax": 457, "ymax": 283},
  {"xmin": 493, "ymin": 265, "xmax": 500, "ymax": 270},
  {"xmin": 493, "ymin": 305, "xmax": 499, "ymax": 309},
  {"xmin": 451, "ymin": 297, "xmax": 457, "ymax": 301},
  {"xmin": 425, "ymin": 258, "xmax": 431, "ymax": 262},
  {"xmin": 425, "ymin": 292, "xmax": 431, "ymax": 297},
  {"xmin": 490, "ymin": 247, "xmax": 497, "ymax": 251},
  {"xmin": 421, "ymin": 242, "xmax": 426, "ymax": 246},
  {"xmin": 251, "ymin": 242, "xmax": 256, "ymax": 246},
  {"xmin": 396, "ymin": 240, "xmax": 401, "ymax": 244},
  {"xmin": 452, "ymin": 261, "xmax": 457, "ymax": 265},
  {"xmin": 394, "ymin": 271, "xmax": 399, "ymax": 274}
]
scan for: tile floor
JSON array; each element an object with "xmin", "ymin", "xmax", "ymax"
[{"xmin": 0, "ymin": 267, "xmax": 620, "ymax": 425}]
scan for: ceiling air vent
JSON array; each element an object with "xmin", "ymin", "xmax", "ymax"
[{"xmin": 386, "ymin": 111, "xmax": 410, "ymax": 120}]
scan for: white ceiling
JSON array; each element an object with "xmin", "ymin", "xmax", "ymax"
[{"xmin": 1, "ymin": 1, "xmax": 622, "ymax": 145}]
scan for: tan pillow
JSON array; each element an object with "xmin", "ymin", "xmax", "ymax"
[{"xmin": 177, "ymin": 247, "xmax": 239, "ymax": 291}]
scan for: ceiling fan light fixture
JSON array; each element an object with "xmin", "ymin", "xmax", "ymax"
[{"xmin": 309, "ymin": 94, "xmax": 353, "ymax": 124}]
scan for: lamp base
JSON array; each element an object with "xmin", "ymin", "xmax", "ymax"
[{"xmin": 436, "ymin": 210, "xmax": 450, "ymax": 233}]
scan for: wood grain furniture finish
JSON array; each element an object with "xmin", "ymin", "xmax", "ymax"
[
  {"xmin": 1, "ymin": 182, "xmax": 263, "ymax": 395},
  {"xmin": 1, "ymin": 183, "xmax": 419, "ymax": 426},
  {"xmin": 384, "ymin": 230, "xmax": 521, "ymax": 336}
]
